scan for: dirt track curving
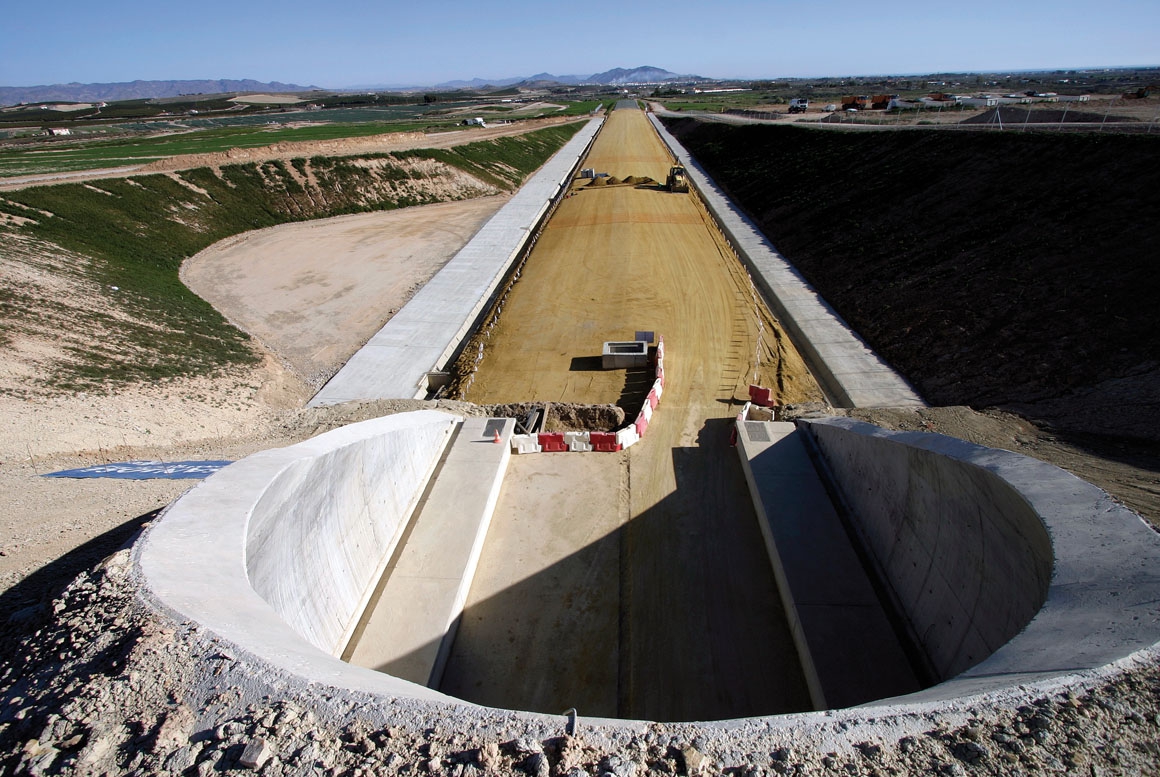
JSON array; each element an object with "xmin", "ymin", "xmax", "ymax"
[{"xmin": 440, "ymin": 107, "xmax": 824, "ymax": 721}]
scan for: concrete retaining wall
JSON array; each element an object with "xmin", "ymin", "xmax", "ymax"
[
  {"xmin": 801, "ymin": 417, "xmax": 1160, "ymax": 703},
  {"xmin": 310, "ymin": 118, "xmax": 605, "ymax": 406},
  {"xmin": 647, "ymin": 113, "xmax": 923, "ymax": 409}
]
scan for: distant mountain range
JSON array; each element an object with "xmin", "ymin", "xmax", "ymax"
[
  {"xmin": 435, "ymin": 66, "xmax": 704, "ymax": 90},
  {"xmin": 0, "ymin": 79, "xmax": 321, "ymax": 106},
  {"xmin": 1, "ymin": 67, "xmax": 704, "ymax": 106}
]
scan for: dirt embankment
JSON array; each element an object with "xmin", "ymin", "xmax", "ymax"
[{"xmin": 664, "ymin": 118, "xmax": 1160, "ymax": 477}]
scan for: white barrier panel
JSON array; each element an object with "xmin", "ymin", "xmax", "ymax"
[
  {"xmin": 510, "ymin": 434, "xmax": 542, "ymax": 454},
  {"xmin": 616, "ymin": 426, "xmax": 640, "ymax": 449}
]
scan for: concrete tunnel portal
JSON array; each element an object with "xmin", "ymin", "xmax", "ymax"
[{"xmin": 136, "ymin": 102, "xmax": 1160, "ymax": 730}]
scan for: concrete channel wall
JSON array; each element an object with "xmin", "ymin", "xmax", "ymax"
[
  {"xmin": 309, "ymin": 117, "xmax": 605, "ymax": 406},
  {"xmin": 800, "ymin": 417, "xmax": 1160, "ymax": 704},
  {"xmin": 245, "ymin": 413, "xmax": 458, "ymax": 656},
  {"xmin": 647, "ymin": 113, "xmax": 923, "ymax": 409},
  {"xmin": 136, "ymin": 411, "xmax": 470, "ymax": 705}
]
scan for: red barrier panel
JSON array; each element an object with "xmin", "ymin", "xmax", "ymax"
[
  {"xmin": 635, "ymin": 413, "xmax": 649, "ymax": 437},
  {"xmin": 589, "ymin": 432, "xmax": 621, "ymax": 452},
  {"xmin": 537, "ymin": 433, "xmax": 567, "ymax": 452},
  {"xmin": 657, "ymin": 366, "xmax": 665, "ymax": 388},
  {"xmin": 647, "ymin": 389, "xmax": 659, "ymax": 410},
  {"xmin": 749, "ymin": 384, "xmax": 773, "ymax": 407}
]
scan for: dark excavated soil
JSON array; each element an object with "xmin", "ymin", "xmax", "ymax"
[{"xmin": 664, "ymin": 117, "xmax": 1160, "ymax": 495}]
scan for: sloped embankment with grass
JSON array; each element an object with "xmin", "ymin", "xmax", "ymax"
[
  {"xmin": 664, "ymin": 118, "xmax": 1160, "ymax": 443},
  {"xmin": 0, "ymin": 123, "xmax": 581, "ymax": 394}
]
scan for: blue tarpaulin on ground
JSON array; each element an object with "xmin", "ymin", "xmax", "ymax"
[{"xmin": 42, "ymin": 460, "xmax": 232, "ymax": 480}]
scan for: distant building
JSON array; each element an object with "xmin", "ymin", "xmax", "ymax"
[{"xmin": 46, "ymin": 127, "xmax": 71, "ymax": 136}]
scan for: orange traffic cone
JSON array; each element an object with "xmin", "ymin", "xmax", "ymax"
[{"xmin": 493, "ymin": 429, "xmax": 502, "ymax": 444}]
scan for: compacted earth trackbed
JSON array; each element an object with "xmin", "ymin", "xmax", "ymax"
[{"xmin": 431, "ymin": 105, "xmax": 825, "ymax": 722}]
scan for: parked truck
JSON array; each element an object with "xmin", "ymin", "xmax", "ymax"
[{"xmin": 788, "ymin": 98, "xmax": 809, "ymax": 114}]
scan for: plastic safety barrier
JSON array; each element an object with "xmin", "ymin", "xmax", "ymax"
[
  {"xmin": 511, "ymin": 434, "xmax": 542, "ymax": 454},
  {"xmin": 589, "ymin": 432, "xmax": 621, "ymax": 452},
  {"xmin": 616, "ymin": 426, "xmax": 640, "ymax": 449},
  {"xmin": 537, "ymin": 433, "xmax": 568, "ymax": 453},
  {"xmin": 749, "ymin": 384, "xmax": 774, "ymax": 407}
]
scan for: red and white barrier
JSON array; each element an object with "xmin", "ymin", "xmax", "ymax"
[{"xmin": 510, "ymin": 334, "xmax": 666, "ymax": 454}]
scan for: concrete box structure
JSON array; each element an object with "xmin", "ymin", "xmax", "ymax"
[{"xmin": 602, "ymin": 340, "xmax": 649, "ymax": 369}]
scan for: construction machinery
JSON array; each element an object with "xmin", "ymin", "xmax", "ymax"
[{"xmin": 666, "ymin": 164, "xmax": 689, "ymax": 193}]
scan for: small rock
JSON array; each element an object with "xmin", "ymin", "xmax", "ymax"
[
  {"xmin": 511, "ymin": 737, "xmax": 542, "ymax": 754},
  {"xmin": 680, "ymin": 745, "xmax": 711, "ymax": 775},
  {"xmin": 600, "ymin": 753, "xmax": 637, "ymax": 777},
  {"xmin": 479, "ymin": 742, "xmax": 500, "ymax": 767},
  {"xmin": 239, "ymin": 737, "xmax": 273, "ymax": 770},
  {"xmin": 525, "ymin": 751, "xmax": 550, "ymax": 777},
  {"xmin": 214, "ymin": 721, "xmax": 244, "ymax": 741}
]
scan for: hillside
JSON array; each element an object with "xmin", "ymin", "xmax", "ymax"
[
  {"xmin": 663, "ymin": 118, "xmax": 1160, "ymax": 448},
  {"xmin": 0, "ymin": 123, "xmax": 582, "ymax": 394}
]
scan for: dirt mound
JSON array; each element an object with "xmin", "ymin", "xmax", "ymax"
[
  {"xmin": 586, "ymin": 177, "xmax": 608, "ymax": 186},
  {"xmin": 622, "ymin": 175, "xmax": 656, "ymax": 185},
  {"xmin": 477, "ymin": 401, "xmax": 626, "ymax": 432}
]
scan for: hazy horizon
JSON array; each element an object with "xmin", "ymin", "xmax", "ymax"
[{"xmin": 4, "ymin": 0, "xmax": 1158, "ymax": 89}]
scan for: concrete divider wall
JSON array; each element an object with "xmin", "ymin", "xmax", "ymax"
[
  {"xmin": 310, "ymin": 118, "xmax": 605, "ymax": 406},
  {"xmin": 246, "ymin": 413, "xmax": 458, "ymax": 656},
  {"xmin": 801, "ymin": 417, "xmax": 1160, "ymax": 703}
]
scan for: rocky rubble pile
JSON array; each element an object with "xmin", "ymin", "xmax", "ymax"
[{"xmin": 3, "ymin": 540, "xmax": 1160, "ymax": 775}]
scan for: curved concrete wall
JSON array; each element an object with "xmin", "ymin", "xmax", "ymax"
[
  {"xmin": 801, "ymin": 417, "xmax": 1160, "ymax": 703},
  {"xmin": 246, "ymin": 413, "xmax": 457, "ymax": 655},
  {"xmin": 136, "ymin": 411, "xmax": 465, "ymax": 704},
  {"xmin": 135, "ymin": 410, "xmax": 1160, "ymax": 722}
]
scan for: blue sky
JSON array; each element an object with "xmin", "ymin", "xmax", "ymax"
[{"xmin": 3, "ymin": 0, "xmax": 1157, "ymax": 88}]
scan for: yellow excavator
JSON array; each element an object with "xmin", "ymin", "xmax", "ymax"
[{"xmin": 666, "ymin": 164, "xmax": 689, "ymax": 193}]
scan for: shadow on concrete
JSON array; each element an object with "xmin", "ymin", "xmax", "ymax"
[
  {"xmin": 418, "ymin": 417, "xmax": 816, "ymax": 722},
  {"xmin": 0, "ymin": 509, "xmax": 159, "ymax": 663}
]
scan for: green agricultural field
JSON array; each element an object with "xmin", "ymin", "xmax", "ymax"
[
  {"xmin": 0, "ymin": 120, "xmax": 467, "ymax": 179},
  {"xmin": 0, "ymin": 99, "xmax": 608, "ymax": 179}
]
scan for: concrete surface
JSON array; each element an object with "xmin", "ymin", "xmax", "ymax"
[
  {"xmin": 735, "ymin": 420, "xmax": 920, "ymax": 709},
  {"xmin": 438, "ymin": 451, "xmax": 628, "ymax": 718},
  {"xmin": 800, "ymin": 417, "xmax": 1160, "ymax": 703},
  {"xmin": 136, "ymin": 411, "xmax": 468, "ymax": 704},
  {"xmin": 309, "ymin": 118, "xmax": 603, "ymax": 406},
  {"xmin": 346, "ymin": 416, "xmax": 514, "ymax": 687},
  {"xmin": 648, "ymin": 113, "xmax": 924, "ymax": 409}
]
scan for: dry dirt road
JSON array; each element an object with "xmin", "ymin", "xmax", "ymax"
[
  {"xmin": 440, "ymin": 106, "xmax": 824, "ymax": 722},
  {"xmin": 182, "ymin": 196, "xmax": 509, "ymax": 386}
]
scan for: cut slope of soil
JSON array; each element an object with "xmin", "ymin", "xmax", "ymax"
[{"xmin": 663, "ymin": 118, "xmax": 1160, "ymax": 449}]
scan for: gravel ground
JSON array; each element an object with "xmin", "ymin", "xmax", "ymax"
[{"xmin": 3, "ymin": 546, "xmax": 1160, "ymax": 776}]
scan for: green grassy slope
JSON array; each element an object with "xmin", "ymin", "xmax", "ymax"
[{"xmin": 0, "ymin": 122, "xmax": 582, "ymax": 390}]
